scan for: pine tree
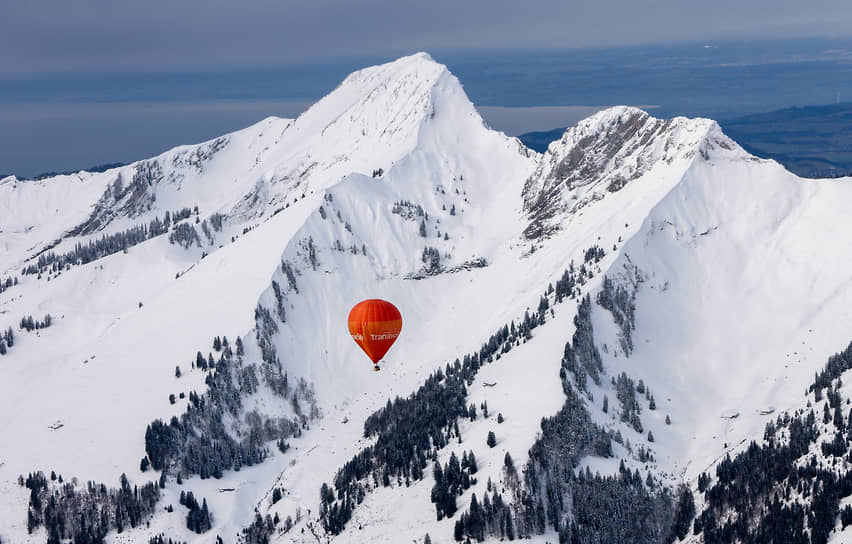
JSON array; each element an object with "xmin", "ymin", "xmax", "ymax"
[
  {"xmin": 504, "ymin": 452, "xmax": 515, "ymax": 472},
  {"xmin": 468, "ymin": 493, "xmax": 484, "ymax": 541},
  {"xmin": 487, "ymin": 431, "xmax": 497, "ymax": 448},
  {"xmin": 505, "ymin": 511, "xmax": 515, "ymax": 540},
  {"xmin": 200, "ymin": 498, "xmax": 211, "ymax": 532}
]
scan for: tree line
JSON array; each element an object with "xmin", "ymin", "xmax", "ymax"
[
  {"xmin": 20, "ymin": 314, "xmax": 52, "ymax": 332},
  {"xmin": 317, "ymin": 245, "xmax": 606, "ymax": 538},
  {"xmin": 143, "ymin": 330, "xmax": 313, "ymax": 481},
  {"xmin": 597, "ymin": 268, "xmax": 639, "ymax": 356},
  {"xmin": 23, "ymin": 207, "xmax": 199, "ymax": 276},
  {"xmin": 22, "ymin": 471, "xmax": 160, "ymax": 544},
  {"xmin": 694, "ymin": 340, "xmax": 852, "ymax": 544},
  {"xmin": 454, "ymin": 253, "xmax": 677, "ymax": 543},
  {"xmin": 320, "ymin": 289, "xmax": 553, "ymax": 535}
]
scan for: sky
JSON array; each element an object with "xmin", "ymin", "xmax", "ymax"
[{"xmin": 2, "ymin": 0, "xmax": 852, "ymax": 176}]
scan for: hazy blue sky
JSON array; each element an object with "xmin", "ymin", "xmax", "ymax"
[
  {"xmin": 3, "ymin": 0, "xmax": 852, "ymax": 176},
  {"xmin": 4, "ymin": 0, "xmax": 852, "ymax": 75}
]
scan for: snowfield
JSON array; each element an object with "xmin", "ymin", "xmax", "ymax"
[{"xmin": 2, "ymin": 52, "xmax": 851, "ymax": 543}]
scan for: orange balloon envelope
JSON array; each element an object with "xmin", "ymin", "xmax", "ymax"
[{"xmin": 348, "ymin": 299, "xmax": 402, "ymax": 366}]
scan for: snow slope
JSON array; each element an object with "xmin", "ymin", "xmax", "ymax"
[
  {"xmin": 1, "ymin": 52, "xmax": 851, "ymax": 544},
  {"xmin": 596, "ymin": 139, "xmax": 852, "ymax": 483}
]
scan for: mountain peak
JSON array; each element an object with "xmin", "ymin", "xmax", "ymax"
[
  {"xmin": 335, "ymin": 51, "xmax": 448, "ymax": 92},
  {"xmin": 522, "ymin": 107, "xmax": 739, "ymax": 239},
  {"xmin": 408, "ymin": 51, "xmax": 436, "ymax": 62}
]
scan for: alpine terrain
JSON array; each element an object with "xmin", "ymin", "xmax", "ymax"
[{"xmin": 2, "ymin": 53, "xmax": 852, "ymax": 544}]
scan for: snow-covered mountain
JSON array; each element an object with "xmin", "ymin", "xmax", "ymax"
[{"xmin": 2, "ymin": 53, "xmax": 851, "ymax": 544}]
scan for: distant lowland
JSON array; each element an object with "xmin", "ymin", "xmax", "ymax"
[{"xmin": 519, "ymin": 102, "xmax": 852, "ymax": 178}]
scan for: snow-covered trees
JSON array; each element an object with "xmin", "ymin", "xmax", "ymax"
[
  {"xmin": 391, "ymin": 200, "xmax": 424, "ymax": 220},
  {"xmin": 148, "ymin": 535, "xmax": 187, "ymax": 544},
  {"xmin": 305, "ymin": 237, "xmax": 318, "ymax": 270},
  {"xmin": 455, "ymin": 288, "xmax": 674, "ymax": 544},
  {"xmin": 321, "ymin": 295, "xmax": 555, "ymax": 534},
  {"xmin": 168, "ymin": 223, "xmax": 200, "ymax": 249},
  {"xmin": 143, "ymin": 332, "xmax": 312, "ymax": 481},
  {"xmin": 23, "ymin": 470, "xmax": 161, "ymax": 541},
  {"xmin": 180, "ymin": 491, "xmax": 212, "ymax": 533},
  {"xmin": 596, "ymin": 267, "xmax": 640, "ymax": 356},
  {"xmin": 0, "ymin": 275, "xmax": 17, "ymax": 295},
  {"xmin": 666, "ymin": 485, "xmax": 695, "ymax": 542},
  {"xmin": 19, "ymin": 314, "xmax": 52, "ymax": 332},
  {"xmin": 561, "ymin": 295, "xmax": 604, "ymax": 390},
  {"xmin": 430, "ymin": 450, "xmax": 479, "ymax": 521},
  {"xmin": 319, "ymin": 251, "xmax": 609, "ymax": 537},
  {"xmin": 23, "ymin": 208, "xmax": 198, "ymax": 276},
  {"xmin": 422, "ymin": 246, "xmax": 441, "ymax": 273},
  {"xmin": 694, "ymin": 341, "xmax": 852, "ymax": 543},
  {"xmin": 616, "ymin": 372, "xmax": 644, "ymax": 433},
  {"xmin": 0, "ymin": 328, "xmax": 13, "ymax": 355}
]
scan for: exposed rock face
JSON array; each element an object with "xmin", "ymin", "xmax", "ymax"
[{"xmin": 522, "ymin": 107, "xmax": 724, "ymax": 239}]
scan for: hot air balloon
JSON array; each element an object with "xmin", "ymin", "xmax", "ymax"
[{"xmin": 348, "ymin": 299, "xmax": 402, "ymax": 371}]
